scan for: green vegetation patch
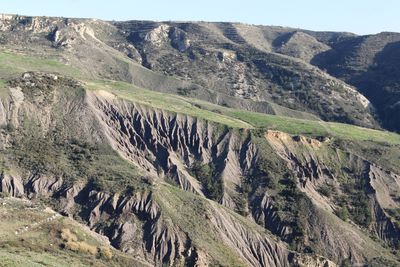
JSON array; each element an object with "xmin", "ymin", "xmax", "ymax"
[
  {"xmin": 0, "ymin": 79, "xmax": 8, "ymax": 98},
  {"xmin": 0, "ymin": 50, "xmax": 398, "ymax": 145},
  {"xmin": 0, "ymin": 50, "xmax": 80, "ymax": 79},
  {"xmin": 8, "ymin": 130, "xmax": 146, "ymax": 194},
  {"xmin": 86, "ymin": 79, "xmax": 400, "ymax": 145},
  {"xmin": 190, "ymin": 162, "xmax": 223, "ymax": 201},
  {"xmin": 85, "ymin": 79, "xmax": 252, "ymax": 128}
]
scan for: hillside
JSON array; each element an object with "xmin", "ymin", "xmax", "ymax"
[
  {"xmin": 312, "ymin": 32, "xmax": 400, "ymax": 132},
  {"xmin": 0, "ymin": 14, "xmax": 399, "ymax": 267},
  {"xmin": 0, "ymin": 14, "xmax": 378, "ymax": 127}
]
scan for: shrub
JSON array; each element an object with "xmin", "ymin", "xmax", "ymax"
[
  {"xmin": 191, "ymin": 162, "xmax": 223, "ymax": 201},
  {"xmin": 60, "ymin": 228, "xmax": 78, "ymax": 242},
  {"xmin": 60, "ymin": 228, "xmax": 97, "ymax": 255},
  {"xmin": 317, "ymin": 183, "xmax": 335, "ymax": 197},
  {"xmin": 65, "ymin": 241, "xmax": 97, "ymax": 255},
  {"xmin": 99, "ymin": 246, "xmax": 113, "ymax": 260},
  {"xmin": 336, "ymin": 206, "xmax": 350, "ymax": 221},
  {"xmin": 235, "ymin": 194, "xmax": 248, "ymax": 216}
]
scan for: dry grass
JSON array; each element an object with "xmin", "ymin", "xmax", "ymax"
[
  {"xmin": 99, "ymin": 246, "xmax": 113, "ymax": 260},
  {"xmin": 60, "ymin": 228, "xmax": 78, "ymax": 242},
  {"xmin": 65, "ymin": 241, "xmax": 98, "ymax": 255},
  {"xmin": 60, "ymin": 228, "xmax": 97, "ymax": 255}
]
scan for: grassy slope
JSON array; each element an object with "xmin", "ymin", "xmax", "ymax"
[
  {"xmin": 0, "ymin": 198, "xmax": 148, "ymax": 267},
  {"xmin": 0, "ymin": 51, "xmax": 80, "ymax": 79},
  {"xmin": 1, "ymin": 49, "xmax": 399, "ymax": 146},
  {"xmin": 0, "ymin": 50, "xmax": 399, "ymax": 265},
  {"xmin": 86, "ymin": 79, "xmax": 400, "ymax": 145},
  {"xmin": 86, "ymin": 79, "xmax": 253, "ymax": 129}
]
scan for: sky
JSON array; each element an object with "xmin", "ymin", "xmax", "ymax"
[{"xmin": 1, "ymin": 0, "xmax": 398, "ymax": 35}]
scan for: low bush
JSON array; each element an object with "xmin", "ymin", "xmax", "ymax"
[
  {"xmin": 60, "ymin": 228, "xmax": 97, "ymax": 255},
  {"xmin": 99, "ymin": 246, "xmax": 113, "ymax": 260},
  {"xmin": 191, "ymin": 162, "xmax": 223, "ymax": 202}
]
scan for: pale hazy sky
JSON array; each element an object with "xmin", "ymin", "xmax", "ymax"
[{"xmin": 1, "ymin": 0, "xmax": 398, "ymax": 35}]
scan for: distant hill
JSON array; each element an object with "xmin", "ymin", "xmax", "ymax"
[{"xmin": 0, "ymin": 14, "xmax": 400, "ymax": 267}]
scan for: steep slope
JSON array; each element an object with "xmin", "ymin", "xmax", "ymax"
[
  {"xmin": 0, "ymin": 72, "xmax": 398, "ymax": 266},
  {"xmin": 312, "ymin": 32, "xmax": 400, "ymax": 132},
  {"xmin": 273, "ymin": 31, "xmax": 331, "ymax": 62},
  {"xmin": 115, "ymin": 20, "xmax": 377, "ymax": 128},
  {"xmin": 0, "ymin": 14, "xmax": 378, "ymax": 128},
  {"xmin": 265, "ymin": 131, "xmax": 400, "ymax": 257},
  {"xmin": 0, "ymin": 72, "xmax": 328, "ymax": 266},
  {"xmin": 1, "ymin": 14, "xmax": 400, "ymax": 266}
]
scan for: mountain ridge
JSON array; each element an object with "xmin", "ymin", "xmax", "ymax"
[{"xmin": 0, "ymin": 14, "xmax": 400, "ymax": 266}]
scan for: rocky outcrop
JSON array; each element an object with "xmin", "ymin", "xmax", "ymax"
[
  {"xmin": 143, "ymin": 24, "xmax": 171, "ymax": 46},
  {"xmin": 25, "ymin": 175, "xmax": 63, "ymax": 198},
  {"xmin": 209, "ymin": 201, "xmax": 293, "ymax": 267},
  {"xmin": 87, "ymin": 91, "xmax": 258, "ymax": 208},
  {"xmin": 265, "ymin": 130, "xmax": 400, "ymax": 263},
  {"xmin": 0, "ymin": 15, "xmax": 57, "ymax": 33},
  {"xmin": 0, "ymin": 73, "xmax": 397, "ymax": 266},
  {"xmin": 0, "ymin": 173, "xmax": 24, "ymax": 197},
  {"xmin": 252, "ymin": 194, "xmax": 292, "ymax": 240},
  {"xmin": 0, "ymin": 173, "xmax": 62, "ymax": 198},
  {"xmin": 111, "ymin": 42, "xmax": 142, "ymax": 62},
  {"xmin": 367, "ymin": 165, "xmax": 400, "ymax": 246},
  {"xmin": 169, "ymin": 27, "xmax": 191, "ymax": 52}
]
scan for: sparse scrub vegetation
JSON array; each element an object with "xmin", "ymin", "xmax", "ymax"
[
  {"xmin": 191, "ymin": 161, "xmax": 223, "ymax": 201},
  {"xmin": 0, "ymin": 19, "xmax": 399, "ymax": 267},
  {"xmin": 336, "ymin": 206, "xmax": 350, "ymax": 221},
  {"xmin": 99, "ymin": 246, "xmax": 113, "ymax": 260},
  {"xmin": 318, "ymin": 183, "xmax": 336, "ymax": 198},
  {"xmin": 60, "ymin": 228, "xmax": 112, "ymax": 258}
]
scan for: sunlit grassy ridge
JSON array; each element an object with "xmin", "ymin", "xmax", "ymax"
[
  {"xmin": 85, "ymin": 80, "xmax": 253, "ymax": 129},
  {"xmin": 0, "ymin": 50, "xmax": 80, "ymax": 79},
  {"xmin": 0, "ymin": 50, "xmax": 399, "ymax": 145},
  {"xmin": 87, "ymin": 79, "xmax": 400, "ymax": 145}
]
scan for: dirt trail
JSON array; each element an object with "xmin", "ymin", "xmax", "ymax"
[{"xmin": 15, "ymin": 209, "xmax": 61, "ymax": 235}]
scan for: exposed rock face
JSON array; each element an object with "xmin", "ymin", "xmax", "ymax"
[
  {"xmin": 208, "ymin": 202, "xmax": 293, "ymax": 267},
  {"xmin": 143, "ymin": 24, "xmax": 171, "ymax": 46},
  {"xmin": 368, "ymin": 165, "xmax": 400, "ymax": 245},
  {"xmin": 26, "ymin": 175, "xmax": 63, "ymax": 198},
  {"xmin": 0, "ymin": 173, "xmax": 24, "ymax": 197},
  {"xmin": 265, "ymin": 130, "xmax": 400, "ymax": 263},
  {"xmin": 0, "ymin": 174, "xmax": 62, "ymax": 199},
  {"xmin": 169, "ymin": 27, "xmax": 191, "ymax": 52},
  {"xmin": 87, "ymin": 90, "xmax": 258, "ymax": 209},
  {"xmin": 0, "ymin": 15, "xmax": 56, "ymax": 33},
  {"xmin": 0, "ymin": 15, "xmax": 383, "ymax": 129},
  {"xmin": 0, "ymin": 73, "xmax": 397, "ymax": 266},
  {"xmin": 111, "ymin": 42, "xmax": 142, "ymax": 62},
  {"xmin": 252, "ymin": 194, "xmax": 292, "ymax": 240}
]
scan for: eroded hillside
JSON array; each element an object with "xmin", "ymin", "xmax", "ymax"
[
  {"xmin": 1, "ymin": 12, "xmax": 400, "ymax": 267},
  {"xmin": 0, "ymin": 72, "xmax": 399, "ymax": 266},
  {"xmin": 0, "ymin": 14, "xmax": 380, "ymax": 128}
]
